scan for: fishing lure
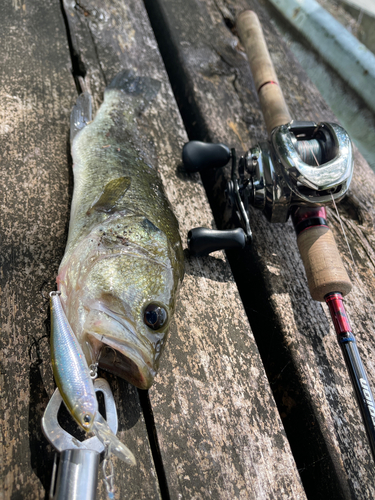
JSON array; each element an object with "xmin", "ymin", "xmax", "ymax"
[
  {"xmin": 50, "ymin": 291, "xmax": 136, "ymax": 465},
  {"xmin": 50, "ymin": 290, "xmax": 97, "ymax": 432}
]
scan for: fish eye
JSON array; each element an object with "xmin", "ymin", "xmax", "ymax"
[
  {"xmin": 83, "ymin": 414, "xmax": 92, "ymax": 426},
  {"xmin": 144, "ymin": 303, "xmax": 167, "ymax": 330}
]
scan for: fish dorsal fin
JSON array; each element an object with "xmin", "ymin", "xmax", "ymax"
[{"xmin": 70, "ymin": 91, "xmax": 93, "ymax": 143}]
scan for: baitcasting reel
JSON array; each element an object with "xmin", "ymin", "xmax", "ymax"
[{"xmin": 183, "ymin": 120, "xmax": 353, "ymax": 256}]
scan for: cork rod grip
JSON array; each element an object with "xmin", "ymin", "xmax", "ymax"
[
  {"xmin": 297, "ymin": 226, "xmax": 352, "ymax": 302},
  {"xmin": 236, "ymin": 10, "xmax": 291, "ymax": 136}
]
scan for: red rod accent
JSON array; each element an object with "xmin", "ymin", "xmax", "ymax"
[
  {"xmin": 291, "ymin": 206, "xmax": 328, "ymax": 236},
  {"xmin": 325, "ymin": 292, "xmax": 352, "ymax": 335},
  {"xmin": 257, "ymin": 80, "xmax": 279, "ymax": 93},
  {"xmin": 292, "ymin": 206, "xmax": 327, "ymax": 223}
]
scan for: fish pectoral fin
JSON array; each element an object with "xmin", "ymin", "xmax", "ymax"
[
  {"xmin": 87, "ymin": 177, "xmax": 131, "ymax": 214},
  {"xmin": 70, "ymin": 91, "xmax": 93, "ymax": 143},
  {"xmin": 92, "ymin": 412, "xmax": 136, "ymax": 466}
]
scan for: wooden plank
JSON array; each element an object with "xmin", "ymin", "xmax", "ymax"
[
  {"xmin": 0, "ymin": 1, "xmax": 75, "ymax": 497},
  {"xmin": 0, "ymin": 1, "xmax": 160, "ymax": 499},
  {"xmin": 144, "ymin": 0, "xmax": 375, "ymax": 498},
  {"xmin": 63, "ymin": 0, "xmax": 307, "ymax": 498}
]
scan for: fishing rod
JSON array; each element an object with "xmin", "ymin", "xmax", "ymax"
[{"xmin": 182, "ymin": 10, "xmax": 375, "ymax": 461}]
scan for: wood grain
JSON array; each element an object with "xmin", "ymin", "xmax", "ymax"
[
  {"xmin": 144, "ymin": 0, "xmax": 375, "ymax": 497},
  {"xmin": 0, "ymin": 1, "xmax": 75, "ymax": 497}
]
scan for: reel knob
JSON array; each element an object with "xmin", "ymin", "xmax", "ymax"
[
  {"xmin": 188, "ymin": 227, "xmax": 247, "ymax": 256},
  {"xmin": 182, "ymin": 141, "xmax": 231, "ymax": 172}
]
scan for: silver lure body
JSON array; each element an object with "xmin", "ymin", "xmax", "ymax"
[{"xmin": 50, "ymin": 292, "xmax": 97, "ymax": 432}]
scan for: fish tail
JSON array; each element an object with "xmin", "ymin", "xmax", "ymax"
[
  {"xmin": 105, "ymin": 69, "xmax": 161, "ymax": 109},
  {"xmin": 70, "ymin": 91, "xmax": 93, "ymax": 143}
]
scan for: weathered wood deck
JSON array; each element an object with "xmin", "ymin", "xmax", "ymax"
[{"xmin": 1, "ymin": 0, "xmax": 374, "ymax": 499}]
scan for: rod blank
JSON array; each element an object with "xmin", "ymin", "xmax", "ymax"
[{"xmin": 236, "ymin": 10, "xmax": 291, "ymax": 135}]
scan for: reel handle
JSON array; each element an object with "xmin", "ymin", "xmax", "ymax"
[
  {"xmin": 188, "ymin": 227, "xmax": 247, "ymax": 256},
  {"xmin": 182, "ymin": 141, "xmax": 231, "ymax": 172},
  {"xmin": 236, "ymin": 11, "xmax": 291, "ymax": 136}
]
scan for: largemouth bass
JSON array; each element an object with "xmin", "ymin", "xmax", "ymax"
[{"xmin": 57, "ymin": 70, "xmax": 184, "ymax": 390}]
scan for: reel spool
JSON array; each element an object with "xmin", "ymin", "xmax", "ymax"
[{"xmin": 183, "ymin": 120, "xmax": 353, "ymax": 256}]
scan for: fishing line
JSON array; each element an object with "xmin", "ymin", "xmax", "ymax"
[
  {"xmin": 330, "ymin": 192, "xmax": 357, "ymax": 274},
  {"xmin": 329, "ymin": 192, "xmax": 371, "ymax": 314},
  {"xmin": 89, "ymin": 345, "xmax": 105, "ymax": 379},
  {"xmin": 295, "ymin": 138, "xmax": 322, "ymax": 165},
  {"xmin": 305, "ymin": 135, "xmax": 356, "ymax": 274}
]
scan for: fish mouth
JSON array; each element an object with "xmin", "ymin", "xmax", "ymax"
[{"xmin": 84, "ymin": 308, "xmax": 156, "ymax": 390}]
